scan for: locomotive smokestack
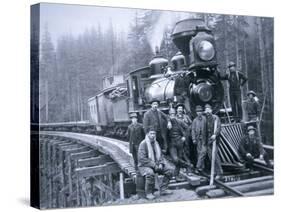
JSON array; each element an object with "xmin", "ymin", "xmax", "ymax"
[{"xmin": 149, "ymin": 46, "xmax": 168, "ymax": 76}]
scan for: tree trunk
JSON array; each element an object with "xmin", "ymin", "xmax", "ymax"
[
  {"xmin": 256, "ymin": 17, "xmax": 267, "ymax": 96},
  {"xmin": 45, "ymin": 79, "xmax": 49, "ymax": 122},
  {"xmin": 243, "ymin": 38, "xmax": 249, "ymax": 91},
  {"xmin": 223, "ymin": 16, "xmax": 231, "ymax": 107}
]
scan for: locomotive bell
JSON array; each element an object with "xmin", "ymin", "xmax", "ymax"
[
  {"xmin": 171, "ymin": 51, "xmax": 186, "ymax": 71},
  {"xmin": 149, "ymin": 46, "xmax": 168, "ymax": 75}
]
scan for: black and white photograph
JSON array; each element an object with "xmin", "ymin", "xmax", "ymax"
[{"xmin": 30, "ymin": 2, "xmax": 274, "ymax": 210}]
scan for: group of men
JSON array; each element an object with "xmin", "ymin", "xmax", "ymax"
[
  {"xmin": 127, "ymin": 100, "xmax": 224, "ymax": 200},
  {"xmin": 126, "ymin": 61, "xmax": 269, "ymax": 200}
]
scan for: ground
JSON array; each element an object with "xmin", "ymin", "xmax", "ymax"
[{"xmin": 103, "ymin": 189, "xmax": 200, "ymax": 206}]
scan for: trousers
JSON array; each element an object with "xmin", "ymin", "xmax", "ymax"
[
  {"xmin": 230, "ymin": 91, "xmax": 242, "ymax": 120},
  {"xmin": 140, "ymin": 166, "xmax": 173, "ymax": 194},
  {"xmin": 196, "ymin": 139, "xmax": 223, "ymax": 175}
]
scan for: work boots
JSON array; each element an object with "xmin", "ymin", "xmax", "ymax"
[{"xmin": 145, "ymin": 175, "xmax": 155, "ymax": 200}]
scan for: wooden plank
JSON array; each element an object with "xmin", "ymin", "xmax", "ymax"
[
  {"xmin": 64, "ymin": 147, "xmax": 89, "ymax": 155},
  {"xmin": 245, "ymin": 188, "xmax": 274, "ymax": 196},
  {"xmin": 60, "ymin": 144, "xmax": 82, "ymax": 151},
  {"xmin": 183, "ymin": 174, "xmax": 201, "ymax": 186},
  {"xmin": 76, "ymin": 162, "xmax": 121, "ymax": 177},
  {"xmin": 77, "ymin": 155, "xmax": 113, "ymax": 168},
  {"xmin": 70, "ymin": 150, "xmax": 100, "ymax": 160}
]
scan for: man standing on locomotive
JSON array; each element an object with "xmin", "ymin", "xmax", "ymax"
[
  {"xmin": 168, "ymin": 108, "xmax": 193, "ymax": 181},
  {"xmin": 127, "ymin": 112, "xmax": 145, "ymax": 170},
  {"xmin": 143, "ymin": 99, "xmax": 172, "ymax": 153},
  {"xmin": 221, "ymin": 61, "xmax": 248, "ymax": 121},
  {"xmin": 204, "ymin": 104, "xmax": 223, "ymax": 179},
  {"xmin": 244, "ymin": 90, "xmax": 260, "ymax": 122},
  {"xmin": 191, "ymin": 105, "xmax": 207, "ymax": 173},
  {"xmin": 138, "ymin": 127, "xmax": 173, "ymax": 200}
]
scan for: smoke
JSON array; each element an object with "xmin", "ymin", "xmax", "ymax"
[
  {"xmin": 146, "ymin": 12, "xmax": 172, "ymax": 54},
  {"xmin": 147, "ymin": 11, "xmax": 193, "ymax": 54}
]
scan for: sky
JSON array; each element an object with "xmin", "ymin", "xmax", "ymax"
[
  {"xmin": 40, "ymin": 3, "xmax": 138, "ymax": 45},
  {"xmin": 39, "ymin": 3, "xmax": 198, "ymax": 49}
]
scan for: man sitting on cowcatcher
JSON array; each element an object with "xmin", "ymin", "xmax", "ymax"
[
  {"xmin": 238, "ymin": 125, "xmax": 272, "ymax": 168},
  {"xmin": 138, "ymin": 127, "xmax": 173, "ymax": 200}
]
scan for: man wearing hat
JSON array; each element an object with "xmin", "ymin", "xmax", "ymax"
[
  {"xmin": 168, "ymin": 108, "xmax": 193, "ymax": 180},
  {"xmin": 221, "ymin": 61, "xmax": 248, "ymax": 121},
  {"xmin": 238, "ymin": 125, "xmax": 271, "ymax": 168},
  {"xmin": 175, "ymin": 103, "xmax": 193, "ymax": 126},
  {"xmin": 204, "ymin": 104, "xmax": 223, "ymax": 178},
  {"xmin": 244, "ymin": 90, "xmax": 260, "ymax": 122},
  {"xmin": 127, "ymin": 112, "xmax": 145, "ymax": 170},
  {"xmin": 175, "ymin": 103, "xmax": 193, "ymax": 170},
  {"xmin": 138, "ymin": 127, "xmax": 173, "ymax": 200},
  {"xmin": 143, "ymin": 99, "xmax": 172, "ymax": 153},
  {"xmin": 191, "ymin": 105, "xmax": 207, "ymax": 173}
]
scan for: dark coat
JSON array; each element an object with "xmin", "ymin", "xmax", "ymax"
[
  {"xmin": 143, "ymin": 109, "xmax": 169, "ymax": 146},
  {"xmin": 176, "ymin": 113, "xmax": 192, "ymax": 138},
  {"xmin": 191, "ymin": 115, "xmax": 207, "ymax": 143},
  {"xmin": 245, "ymin": 99, "xmax": 260, "ymax": 118},
  {"xmin": 205, "ymin": 114, "xmax": 221, "ymax": 140},
  {"xmin": 127, "ymin": 123, "xmax": 145, "ymax": 153},
  {"xmin": 239, "ymin": 135, "xmax": 265, "ymax": 159},
  {"xmin": 220, "ymin": 71, "xmax": 248, "ymax": 92},
  {"xmin": 168, "ymin": 117, "xmax": 187, "ymax": 146},
  {"xmin": 138, "ymin": 139, "xmax": 164, "ymax": 169}
]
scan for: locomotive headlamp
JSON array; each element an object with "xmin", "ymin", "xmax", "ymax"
[{"xmin": 197, "ymin": 40, "xmax": 215, "ymax": 61}]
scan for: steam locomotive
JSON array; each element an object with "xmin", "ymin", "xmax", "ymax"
[{"xmin": 88, "ymin": 18, "xmax": 225, "ymax": 135}]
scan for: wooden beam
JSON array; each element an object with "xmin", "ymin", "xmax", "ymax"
[
  {"xmin": 76, "ymin": 162, "xmax": 121, "ymax": 177},
  {"xmin": 119, "ymin": 172, "xmax": 124, "ymax": 200},
  {"xmin": 70, "ymin": 150, "xmax": 100, "ymax": 160},
  {"xmin": 63, "ymin": 147, "xmax": 89, "ymax": 155},
  {"xmin": 77, "ymin": 155, "xmax": 113, "ymax": 168}
]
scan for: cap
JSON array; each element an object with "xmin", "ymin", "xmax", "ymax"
[
  {"xmin": 175, "ymin": 103, "xmax": 185, "ymax": 109},
  {"xmin": 129, "ymin": 112, "xmax": 137, "ymax": 118},
  {"xmin": 228, "ymin": 61, "xmax": 236, "ymax": 68},
  {"xmin": 150, "ymin": 98, "xmax": 160, "ymax": 104},
  {"xmin": 195, "ymin": 105, "xmax": 203, "ymax": 112},
  {"xmin": 247, "ymin": 90, "xmax": 257, "ymax": 97},
  {"xmin": 147, "ymin": 126, "xmax": 157, "ymax": 133},
  {"xmin": 247, "ymin": 125, "xmax": 256, "ymax": 132},
  {"xmin": 205, "ymin": 104, "xmax": 212, "ymax": 110}
]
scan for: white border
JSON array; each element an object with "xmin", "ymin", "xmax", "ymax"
[{"xmin": 0, "ymin": 0, "xmax": 279, "ymax": 211}]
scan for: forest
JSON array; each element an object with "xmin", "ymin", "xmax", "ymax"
[{"xmin": 35, "ymin": 11, "xmax": 273, "ymax": 144}]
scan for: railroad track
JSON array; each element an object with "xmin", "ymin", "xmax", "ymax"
[
  {"xmin": 35, "ymin": 131, "xmax": 274, "ymax": 208},
  {"xmin": 196, "ymin": 164, "xmax": 274, "ymax": 198}
]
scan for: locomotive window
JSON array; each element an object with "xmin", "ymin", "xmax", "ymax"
[
  {"xmin": 126, "ymin": 80, "xmax": 130, "ymax": 97},
  {"xmin": 132, "ymin": 76, "xmax": 139, "ymax": 103}
]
